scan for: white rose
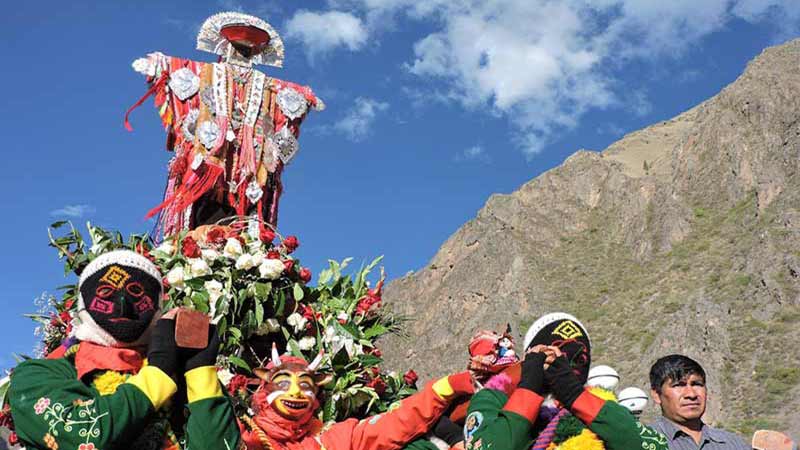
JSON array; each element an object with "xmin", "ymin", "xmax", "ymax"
[
  {"xmin": 204, "ymin": 280, "xmax": 224, "ymax": 303},
  {"xmin": 188, "ymin": 258, "xmax": 212, "ymax": 278},
  {"xmin": 286, "ymin": 312, "xmax": 307, "ymax": 333},
  {"xmin": 235, "ymin": 253, "xmax": 257, "ymax": 270},
  {"xmin": 166, "ymin": 266, "xmax": 185, "ymax": 288},
  {"xmin": 201, "ymin": 248, "xmax": 219, "ymax": 261},
  {"xmin": 251, "ymin": 251, "xmax": 264, "ymax": 267},
  {"xmin": 223, "ymin": 238, "xmax": 243, "ymax": 258},
  {"xmin": 258, "ymin": 259, "xmax": 284, "ymax": 280},
  {"xmin": 155, "ymin": 241, "xmax": 175, "ymax": 255},
  {"xmin": 217, "ymin": 368, "xmax": 234, "ymax": 386},
  {"xmin": 298, "ymin": 336, "xmax": 316, "ymax": 350}
]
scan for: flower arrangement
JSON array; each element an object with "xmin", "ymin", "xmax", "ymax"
[{"xmin": 31, "ymin": 221, "xmax": 417, "ymax": 422}]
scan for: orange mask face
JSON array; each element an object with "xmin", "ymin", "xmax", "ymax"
[
  {"xmin": 266, "ymin": 369, "xmax": 318, "ymax": 419},
  {"xmin": 253, "ymin": 359, "xmax": 332, "ymax": 421}
]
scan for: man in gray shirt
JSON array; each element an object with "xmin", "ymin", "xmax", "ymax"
[{"xmin": 648, "ymin": 354, "xmax": 750, "ymax": 450}]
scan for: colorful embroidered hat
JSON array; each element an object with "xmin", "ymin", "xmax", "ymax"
[
  {"xmin": 523, "ymin": 312, "xmax": 592, "ymax": 383},
  {"xmin": 197, "ymin": 11, "xmax": 285, "ymax": 67},
  {"xmin": 73, "ymin": 250, "xmax": 163, "ymax": 348}
]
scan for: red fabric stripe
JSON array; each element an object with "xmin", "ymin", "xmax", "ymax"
[
  {"xmin": 571, "ymin": 390, "xmax": 606, "ymax": 425},
  {"xmin": 447, "ymin": 371, "xmax": 475, "ymax": 396},
  {"xmin": 502, "ymin": 388, "xmax": 543, "ymax": 422}
]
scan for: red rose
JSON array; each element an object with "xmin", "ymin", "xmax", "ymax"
[
  {"xmin": 181, "ymin": 236, "xmax": 201, "ymax": 258},
  {"xmin": 267, "ymin": 250, "xmax": 281, "ymax": 259},
  {"xmin": 367, "ymin": 377, "xmax": 387, "ymax": 396},
  {"xmin": 260, "ymin": 228, "xmax": 275, "ymax": 243},
  {"xmin": 135, "ymin": 242, "xmax": 153, "ymax": 261},
  {"xmin": 299, "ymin": 268, "xmax": 312, "ymax": 283},
  {"xmin": 59, "ymin": 310, "xmax": 71, "ymax": 324},
  {"xmin": 283, "ymin": 259, "xmax": 295, "ymax": 273},
  {"xmin": 64, "ymin": 298, "xmax": 75, "ymax": 309},
  {"xmin": 300, "ymin": 304, "xmax": 317, "ymax": 321},
  {"xmin": 403, "ymin": 370, "xmax": 419, "ymax": 386},
  {"xmin": 370, "ymin": 367, "xmax": 380, "ymax": 377},
  {"xmin": 226, "ymin": 228, "xmax": 245, "ymax": 244},
  {"xmin": 370, "ymin": 347, "xmax": 382, "ymax": 358},
  {"xmin": 206, "ymin": 227, "xmax": 226, "ymax": 245},
  {"xmin": 282, "ymin": 236, "xmax": 299, "ymax": 253}
]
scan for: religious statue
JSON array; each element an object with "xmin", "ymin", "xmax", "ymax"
[{"xmin": 128, "ymin": 12, "xmax": 324, "ymax": 236}]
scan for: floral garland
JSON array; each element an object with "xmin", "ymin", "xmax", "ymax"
[{"xmin": 28, "ymin": 221, "xmax": 418, "ymax": 423}]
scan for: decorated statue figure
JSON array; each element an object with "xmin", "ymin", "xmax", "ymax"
[
  {"xmin": 460, "ymin": 312, "xmax": 670, "ymax": 450},
  {"xmin": 238, "ymin": 345, "xmax": 476, "ymax": 450},
  {"xmin": 7, "ymin": 250, "xmax": 240, "ymax": 450},
  {"xmin": 128, "ymin": 11, "xmax": 324, "ymax": 236}
]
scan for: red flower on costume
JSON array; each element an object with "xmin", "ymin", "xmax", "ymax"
[
  {"xmin": 7, "ymin": 432, "xmax": 17, "ymax": 445},
  {"xmin": 227, "ymin": 374, "xmax": 249, "ymax": 395},
  {"xmin": 182, "ymin": 236, "xmax": 201, "ymax": 258},
  {"xmin": 282, "ymin": 236, "xmax": 299, "ymax": 253},
  {"xmin": 403, "ymin": 370, "xmax": 419, "ymax": 386},
  {"xmin": 299, "ymin": 268, "xmax": 312, "ymax": 283},
  {"xmin": 79, "ymin": 443, "xmax": 96, "ymax": 450}
]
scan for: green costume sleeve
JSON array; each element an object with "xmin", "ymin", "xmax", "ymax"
[
  {"xmin": 570, "ymin": 391, "xmax": 669, "ymax": 450},
  {"xmin": 183, "ymin": 366, "xmax": 240, "ymax": 450},
  {"xmin": 464, "ymin": 388, "xmax": 543, "ymax": 450},
  {"xmin": 8, "ymin": 358, "xmax": 176, "ymax": 450},
  {"xmin": 402, "ymin": 439, "xmax": 441, "ymax": 450}
]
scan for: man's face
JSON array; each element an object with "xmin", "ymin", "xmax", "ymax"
[{"xmin": 652, "ymin": 373, "xmax": 707, "ymax": 424}]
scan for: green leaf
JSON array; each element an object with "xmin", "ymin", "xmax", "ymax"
[
  {"xmin": 50, "ymin": 220, "xmax": 69, "ymax": 229},
  {"xmin": 293, "ymin": 283, "xmax": 305, "ymax": 301},
  {"xmin": 255, "ymin": 301, "xmax": 264, "ymax": 325},
  {"xmin": 363, "ymin": 324, "xmax": 389, "ymax": 340},
  {"xmin": 228, "ymin": 355, "xmax": 251, "ymax": 372},
  {"xmin": 228, "ymin": 327, "xmax": 243, "ymax": 340},
  {"xmin": 357, "ymin": 354, "xmax": 382, "ymax": 367},
  {"xmin": 318, "ymin": 268, "xmax": 332, "ymax": 285},
  {"xmin": 287, "ymin": 339, "xmax": 302, "ymax": 357},
  {"xmin": 253, "ymin": 282, "xmax": 272, "ymax": 298},
  {"xmin": 323, "ymin": 397, "xmax": 336, "ymax": 422}
]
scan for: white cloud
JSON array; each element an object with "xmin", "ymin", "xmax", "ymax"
[
  {"xmin": 334, "ymin": 97, "xmax": 389, "ymax": 141},
  {"xmin": 454, "ymin": 145, "xmax": 491, "ymax": 163},
  {"xmin": 315, "ymin": 0, "xmax": 800, "ymax": 156},
  {"xmin": 285, "ymin": 10, "xmax": 368, "ymax": 61},
  {"xmin": 50, "ymin": 204, "xmax": 96, "ymax": 218}
]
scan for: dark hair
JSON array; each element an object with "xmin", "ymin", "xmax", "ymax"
[{"xmin": 649, "ymin": 354, "xmax": 706, "ymax": 392}]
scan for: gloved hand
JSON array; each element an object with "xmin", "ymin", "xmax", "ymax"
[
  {"xmin": 544, "ymin": 355, "xmax": 584, "ymax": 409},
  {"xmin": 518, "ymin": 350, "xmax": 546, "ymax": 395},
  {"xmin": 180, "ymin": 325, "xmax": 220, "ymax": 372},
  {"xmin": 432, "ymin": 415, "xmax": 464, "ymax": 446},
  {"xmin": 148, "ymin": 318, "xmax": 179, "ymax": 379}
]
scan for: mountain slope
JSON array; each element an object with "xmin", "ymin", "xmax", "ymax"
[{"xmin": 380, "ymin": 39, "xmax": 800, "ymax": 437}]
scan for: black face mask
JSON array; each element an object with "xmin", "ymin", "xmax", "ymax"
[
  {"xmin": 80, "ymin": 264, "xmax": 160, "ymax": 343},
  {"xmin": 528, "ymin": 318, "xmax": 592, "ymax": 384}
]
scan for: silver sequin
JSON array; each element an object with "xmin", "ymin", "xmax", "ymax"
[
  {"xmin": 276, "ymin": 87, "xmax": 308, "ymax": 120},
  {"xmin": 197, "ymin": 120, "xmax": 220, "ymax": 149},
  {"xmin": 245, "ymin": 180, "xmax": 263, "ymax": 203},
  {"xmin": 168, "ymin": 68, "xmax": 200, "ymax": 101},
  {"xmin": 273, "ymin": 127, "xmax": 299, "ymax": 164}
]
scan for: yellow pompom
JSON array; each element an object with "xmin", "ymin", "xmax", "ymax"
[
  {"xmin": 588, "ymin": 386, "xmax": 617, "ymax": 402},
  {"xmin": 93, "ymin": 370, "xmax": 128, "ymax": 395},
  {"xmin": 558, "ymin": 429, "xmax": 605, "ymax": 450}
]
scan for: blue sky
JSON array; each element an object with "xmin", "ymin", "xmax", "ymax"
[{"xmin": 1, "ymin": 0, "xmax": 798, "ymax": 372}]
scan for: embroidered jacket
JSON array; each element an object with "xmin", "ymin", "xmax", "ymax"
[
  {"xmin": 463, "ymin": 388, "xmax": 669, "ymax": 450},
  {"xmin": 241, "ymin": 373, "xmax": 474, "ymax": 450},
  {"xmin": 8, "ymin": 350, "xmax": 240, "ymax": 450}
]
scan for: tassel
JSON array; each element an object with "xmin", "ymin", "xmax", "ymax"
[
  {"xmin": 144, "ymin": 163, "xmax": 223, "ymax": 220},
  {"xmin": 210, "ymin": 116, "xmax": 230, "ymax": 156},
  {"xmin": 239, "ymin": 124, "xmax": 257, "ymax": 176},
  {"xmin": 124, "ymin": 72, "xmax": 169, "ymax": 132}
]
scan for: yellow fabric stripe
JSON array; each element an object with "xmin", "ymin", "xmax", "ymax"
[
  {"xmin": 431, "ymin": 377, "xmax": 454, "ymax": 399},
  {"xmin": 126, "ymin": 366, "xmax": 177, "ymax": 409},
  {"xmin": 185, "ymin": 366, "xmax": 223, "ymax": 403}
]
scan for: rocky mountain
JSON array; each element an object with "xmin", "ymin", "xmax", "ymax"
[{"xmin": 380, "ymin": 39, "xmax": 800, "ymax": 437}]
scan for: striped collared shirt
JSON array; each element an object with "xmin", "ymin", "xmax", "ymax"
[{"xmin": 649, "ymin": 416, "xmax": 751, "ymax": 450}]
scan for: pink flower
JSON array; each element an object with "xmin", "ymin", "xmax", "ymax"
[
  {"xmin": 34, "ymin": 397, "xmax": 50, "ymax": 415},
  {"xmin": 79, "ymin": 443, "xmax": 97, "ymax": 450}
]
